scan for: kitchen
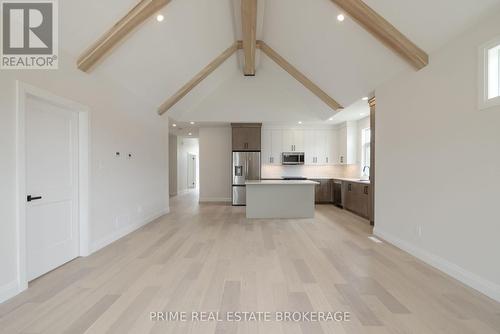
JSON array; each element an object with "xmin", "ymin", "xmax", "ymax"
[{"xmin": 229, "ymin": 99, "xmax": 373, "ymax": 222}]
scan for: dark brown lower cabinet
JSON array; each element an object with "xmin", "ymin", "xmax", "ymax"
[
  {"xmin": 312, "ymin": 179, "xmax": 332, "ymax": 204},
  {"xmin": 344, "ymin": 182, "xmax": 370, "ymax": 219}
]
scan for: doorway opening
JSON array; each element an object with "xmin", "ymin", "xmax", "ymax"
[
  {"xmin": 170, "ymin": 136, "xmax": 199, "ymax": 197},
  {"xmin": 16, "ymin": 82, "xmax": 90, "ymax": 292},
  {"xmin": 187, "ymin": 153, "xmax": 197, "ymax": 189},
  {"xmin": 178, "ymin": 137, "xmax": 199, "ymax": 192}
]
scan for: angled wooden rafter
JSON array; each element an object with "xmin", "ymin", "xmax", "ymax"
[
  {"xmin": 330, "ymin": 0, "xmax": 428, "ymax": 70},
  {"xmin": 157, "ymin": 40, "xmax": 343, "ymax": 115},
  {"xmin": 256, "ymin": 41, "xmax": 343, "ymax": 110},
  {"xmin": 77, "ymin": 0, "xmax": 170, "ymax": 72},
  {"xmin": 241, "ymin": 0, "xmax": 257, "ymax": 75},
  {"xmin": 157, "ymin": 42, "xmax": 240, "ymax": 115}
]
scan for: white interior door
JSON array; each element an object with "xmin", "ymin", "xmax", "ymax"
[
  {"xmin": 26, "ymin": 95, "xmax": 79, "ymax": 281},
  {"xmin": 187, "ymin": 153, "xmax": 197, "ymax": 189}
]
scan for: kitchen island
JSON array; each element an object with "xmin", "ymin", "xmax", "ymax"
[{"xmin": 245, "ymin": 180, "xmax": 319, "ymax": 219}]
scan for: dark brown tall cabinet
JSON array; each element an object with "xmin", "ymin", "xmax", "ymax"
[
  {"xmin": 231, "ymin": 123, "xmax": 262, "ymax": 151},
  {"xmin": 344, "ymin": 182, "xmax": 371, "ymax": 219}
]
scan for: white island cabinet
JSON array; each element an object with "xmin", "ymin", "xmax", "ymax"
[{"xmin": 245, "ymin": 180, "xmax": 319, "ymax": 219}]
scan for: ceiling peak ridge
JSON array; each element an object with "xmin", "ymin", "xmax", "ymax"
[{"xmin": 157, "ymin": 39, "xmax": 343, "ymax": 116}]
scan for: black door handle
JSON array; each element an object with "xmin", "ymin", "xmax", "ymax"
[{"xmin": 27, "ymin": 195, "xmax": 42, "ymax": 202}]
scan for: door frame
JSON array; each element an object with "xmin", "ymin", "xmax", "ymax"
[
  {"xmin": 16, "ymin": 81, "xmax": 90, "ymax": 291},
  {"xmin": 187, "ymin": 153, "xmax": 197, "ymax": 189}
]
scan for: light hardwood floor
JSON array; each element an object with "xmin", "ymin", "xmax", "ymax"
[{"xmin": 1, "ymin": 190, "xmax": 499, "ymax": 333}]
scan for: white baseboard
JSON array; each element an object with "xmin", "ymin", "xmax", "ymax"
[
  {"xmin": 90, "ymin": 207, "xmax": 170, "ymax": 254},
  {"xmin": 0, "ymin": 280, "xmax": 22, "ymax": 304},
  {"xmin": 199, "ymin": 197, "xmax": 231, "ymax": 203},
  {"xmin": 374, "ymin": 228, "xmax": 500, "ymax": 303}
]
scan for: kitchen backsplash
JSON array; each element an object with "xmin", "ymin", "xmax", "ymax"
[{"xmin": 262, "ymin": 164, "xmax": 363, "ymax": 179}]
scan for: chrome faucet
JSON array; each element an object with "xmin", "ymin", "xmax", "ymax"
[{"xmin": 362, "ymin": 166, "xmax": 370, "ymax": 176}]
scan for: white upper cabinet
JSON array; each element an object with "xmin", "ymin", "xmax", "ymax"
[
  {"xmin": 282, "ymin": 129, "xmax": 304, "ymax": 152},
  {"xmin": 336, "ymin": 121, "xmax": 357, "ymax": 164},
  {"xmin": 315, "ymin": 130, "xmax": 327, "ymax": 164},
  {"xmin": 326, "ymin": 130, "xmax": 337, "ymax": 165},
  {"xmin": 305, "ymin": 129, "xmax": 329, "ymax": 164},
  {"xmin": 262, "ymin": 129, "xmax": 283, "ymax": 164},
  {"xmin": 304, "ymin": 130, "xmax": 316, "ymax": 164},
  {"xmin": 262, "ymin": 124, "xmax": 355, "ymax": 166},
  {"xmin": 262, "ymin": 129, "xmax": 272, "ymax": 164},
  {"xmin": 271, "ymin": 129, "xmax": 283, "ymax": 164}
]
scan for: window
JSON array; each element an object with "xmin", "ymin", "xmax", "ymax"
[
  {"xmin": 487, "ymin": 44, "xmax": 500, "ymax": 100},
  {"xmin": 479, "ymin": 38, "xmax": 500, "ymax": 109},
  {"xmin": 361, "ymin": 128, "xmax": 371, "ymax": 176}
]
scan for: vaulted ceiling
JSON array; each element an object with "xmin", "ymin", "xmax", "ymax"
[{"xmin": 60, "ymin": 0, "xmax": 500, "ymax": 122}]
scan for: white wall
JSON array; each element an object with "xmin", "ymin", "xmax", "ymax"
[
  {"xmin": 177, "ymin": 137, "xmax": 199, "ymax": 193},
  {"xmin": 0, "ymin": 51, "xmax": 169, "ymax": 302},
  {"xmin": 171, "ymin": 55, "xmax": 334, "ymax": 123},
  {"xmin": 199, "ymin": 127, "xmax": 232, "ymax": 202},
  {"xmin": 169, "ymin": 135, "xmax": 178, "ymax": 196},
  {"xmin": 374, "ymin": 10, "xmax": 500, "ymax": 302}
]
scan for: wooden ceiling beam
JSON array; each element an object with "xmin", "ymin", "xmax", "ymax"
[
  {"xmin": 158, "ymin": 42, "xmax": 240, "ymax": 115},
  {"xmin": 241, "ymin": 0, "xmax": 257, "ymax": 75},
  {"xmin": 330, "ymin": 0, "xmax": 428, "ymax": 70},
  {"xmin": 257, "ymin": 41, "xmax": 343, "ymax": 111},
  {"xmin": 77, "ymin": 0, "xmax": 170, "ymax": 72}
]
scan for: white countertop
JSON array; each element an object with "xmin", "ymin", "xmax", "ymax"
[
  {"xmin": 335, "ymin": 177, "xmax": 370, "ymax": 184},
  {"xmin": 302, "ymin": 177, "xmax": 370, "ymax": 184},
  {"xmin": 246, "ymin": 180, "xmax": 319, "ymax": 185}
]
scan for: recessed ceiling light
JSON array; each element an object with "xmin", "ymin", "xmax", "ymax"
[
  {"xmin": 189, "ymin": 121, "xmax": 195, "ymax": 125},
  {"xmin": 188, "ymin": 132, "xmax": 192, "ymax": 136},
  {"xmin": 156, "ymin": 14, "xmax": 164, "ymax": 22},
  {"xmin": 298, "ymin": 121, "xmax": 302, "ymax": 124},
  {"xmin": 329, "ymin": 117, "xmax": 334, "ymax": 121},
  {"xmin": 337, "ymin": 14, "xmax": 345, "ymax": 22},
  {"xmin": 362, "ymin": 96, "xmax": 369, "ymax": 101},
  {"xmin": 172, "ymin": 123, "xmax": 177, "ymax": 127}
]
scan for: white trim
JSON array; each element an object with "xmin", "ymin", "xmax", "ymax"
[
  {"xmin": 90, "ymin": 208, "xmax": 169, "ymax": 253},
  {"xmin": 79, "ymin": 112, "xmax": 91, "ymax": 256},
  {"xmin": 374, "ymin": 228, "xmax": 500, "ymax": 303},
  {"xmin": 15, "ymin": 81, "xmax": 91, "ymax": 295},
  {"xmin": 0, "ymin": 280, "xmax": 21, "ymax": 304},
  {"xmin": 478, "ymin": 36, "xmax": 500, "ymax": 110},
  {"xmin": 199, "ymin": 197, "xmax": 231, "ymax": 203}
]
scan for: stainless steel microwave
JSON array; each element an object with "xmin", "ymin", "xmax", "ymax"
[{"xmin": 282, "ymin": 152, "xmax": 305, "ymax": 165}]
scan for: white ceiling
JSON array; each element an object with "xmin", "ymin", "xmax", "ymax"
[
  {"xmin": 362, "ymin": 0, "xmax": 500, "ymax": 52},
  {"xmin": 169, "ymin": 52, "xmax": 336, "ymax": 123},
  {"xmin": 328, "ymin": 99, "xmax": 370, "ymax": 124},
  {"xmin": 59, "ymin": 0, "xmax": 500, "ymax": 122}
]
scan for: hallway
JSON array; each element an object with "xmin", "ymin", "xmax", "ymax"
[{"xmin": 0, "ymin": 192, "xmax": 499, "ymax": 333}]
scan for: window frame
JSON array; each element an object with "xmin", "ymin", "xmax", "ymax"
[
  {"xmin": 361, "ymin": 127, "xmax": 371, "ymax": 175},
  {"xmin": 479, "ymin": 36, "xmax": 500, "ymax": 110}
]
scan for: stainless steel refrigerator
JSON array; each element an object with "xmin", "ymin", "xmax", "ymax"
[{"xmin": 232, "ymin": 151, "xmax": 261, "ymax": 206}]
